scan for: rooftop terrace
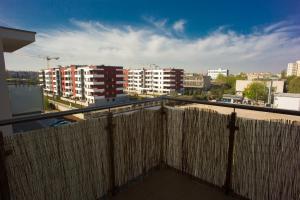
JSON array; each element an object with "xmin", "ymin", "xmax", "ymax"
[{"xmin": 0, "ymin": 97, "xmax": 299, "ymax": 200}]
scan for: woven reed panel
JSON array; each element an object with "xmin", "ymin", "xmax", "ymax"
[
  {"xmin": 113, "ymin": 110, "xmax": 161, "ymax": 186},
  {"xmin": 163, "ymin": 108, "xmax": 184, "ymax": 170},
  {"xmin": 164, "ymin": 108, "xmax": 230, "ymax": 187},
  {"xmin": 4, "ymin": 118, "xmax": 110, "ymax": 200},
  {"xmin": 233, "ymin": 118, "xmax": 300, "ymax": 200}
]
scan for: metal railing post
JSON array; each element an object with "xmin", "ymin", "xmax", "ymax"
[
  {"xmin": 106, "ymin": 112, "xmax": 116, "ymax": 195},
  {"xmin": 160, "ymin": 100, "xmax": 166, "ymax": 167},
  {"xmin": 0, "ymin": 131, "xmax": 11, "ymax": 200},
  {"xmin": 224, "ymin": 111, "xmax": 238, "ymax": 195}
]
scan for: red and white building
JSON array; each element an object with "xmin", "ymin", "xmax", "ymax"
[
  {"xmin": 41, "ymin": 65, "xmax": 125, "ymax": 105},
  {"xmin": 124, "ymin": 68, "xmax": 184, "ymax": 95}
]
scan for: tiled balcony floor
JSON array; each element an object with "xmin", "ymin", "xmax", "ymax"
[{"xmin": 110, "ymin": 168, "xmax": 241, "ymax": 200}]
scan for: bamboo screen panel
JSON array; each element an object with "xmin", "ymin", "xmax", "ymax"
[
  {"xmin": 163, "ymin": 108, "xmax": 184, "ymax": 170},
  {"xmin": 4, "ymin": 118, "xmax": 111, "ymax": 200},
  {"xmin": 113, "ymin": 110, "xmax": 162, "ymax": 186},
  {"xmin": 233, "ymin": 118, "xmax": 300, "ymax": 200},
  {"xmin": 164, "ymin": 108, "xmax": 230, "ymax": 187}
]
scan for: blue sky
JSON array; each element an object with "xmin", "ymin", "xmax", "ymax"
[{"xmin": 1, "ymin": 0, "xmax": 300, "ymax": 73}]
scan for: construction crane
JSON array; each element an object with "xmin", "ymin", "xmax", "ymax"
[
  {"xmin": 46, "ymin": 56, "xmax": 60, "ymax": 67},
  {"xmin": 12, "ymin": 52, "xmax": 60, "ymax": 68}
]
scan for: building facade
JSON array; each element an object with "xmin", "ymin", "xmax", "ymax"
[
  {"xmin": 235, "ymin": 80, "xmax": 285, "ymax": 96},
  {"xmin": 124, "ymin": 68, "xmax": 184, "ymax": 95},
  {"xmin": 183, "ymin": 73, "xmax": 211, "ymax": 92},
  {"xmin": 40, "ymin": 65, "xmax": 125, "ymax": 105},
  {"xmin": 274, "ymin": 93, "xmax": 300, "ymax": 111},
  {"xmin": 246, "ymin": 72, "xmax": 273, "ymax": 80},
  {"xmin": 287, "ymin": 61, "xmax": 300, "ymax": 77},
  {"xmin": 207, "ymin": 68, "xmax": 229, "ymax": 79}
]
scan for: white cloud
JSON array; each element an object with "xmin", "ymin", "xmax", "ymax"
[
  {"xmin": 4, "ymin": 19, "xmax": 300, "ymax": 74},
  {"xmin": 173, "ymin": 19, "xmax": 186, "ymax": 32}
]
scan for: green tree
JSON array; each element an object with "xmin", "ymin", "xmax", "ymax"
[
  {"xmin": 215, "ymin": 74, "xmax": 246, "ymax": 95},
  {"xmin": 235, "ymin": 72, "xmax": 247, "ymax": 80},
  {"xmin": 288, "ymin": 77, "xmax": 300, "ymax": 93},
  {"xmin": 281, "ymin": 69, "xmax": 287, "ymax": 79},
  {"xmin": 243, "ymin": 82, "xmax": 268, "ymax": 102}
]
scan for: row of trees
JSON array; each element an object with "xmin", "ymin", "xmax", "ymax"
[{"xmin": 286, "ymin": 76, "xmax": 300, "ymax": 93}]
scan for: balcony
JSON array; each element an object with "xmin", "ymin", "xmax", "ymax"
[
  {"xmin": 85, "ymin": 74, "xmax": 105, "ymax": 78},
  {"xmin": 0, "ymin": 97, "xmax": 299, "ymax": 200}
]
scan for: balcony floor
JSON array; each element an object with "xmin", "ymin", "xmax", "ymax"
[{"xmin": 110, "ymin": 168, "xmax": 240, "ymax": 200}]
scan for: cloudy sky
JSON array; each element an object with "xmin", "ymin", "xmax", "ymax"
[{"xmin": 1, "ymin": 0, "xmax": 300, "ymax": 73}]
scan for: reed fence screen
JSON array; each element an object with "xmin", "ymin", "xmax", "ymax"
[
  {"xmin": 3, "ymin": 107, "xmax": 300, "ymax": 200},
  {"xmin": 4, "ymin": 118, "xmax": 111, "ymax": 200},
  {"xmin": 113, "ymin": 110, "xmax": 161, "ymax": 186},
  {"xmin": 233, "ymin": 118, "xmax": 300, "ymax": 200},
  {"xmin": 163, "ymin": 108, "xmax": 230, "ymax": 186}
]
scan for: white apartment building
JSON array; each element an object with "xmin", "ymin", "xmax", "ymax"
[
  {"xmin": 125, "ymin": 68, "xmax": 184, "ymax": 95},
  {"xmin": 207, "ymin": 68, "xmax": 229, "ymax": 79},
  {"xmin": 44, "ymin": 68, "xmax": 62, "ymax": 96},
  {"xmin": 287, "ymin": 61, "xmax": 300, "ymax": 76},
  {"xmin": 41, "ymin": 65, "xmax": 125, "ymax": 106}
]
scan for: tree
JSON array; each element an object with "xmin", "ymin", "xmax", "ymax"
[
  {"xmin": 243, "ymin": 82, "xmax": 268, "ymax": 102},
  {"xmin": 281, "ymin": 70, "xmax": 287, "ymax": 79},
  {"xmin": 215, "ymin": 74, "xmax": 246, "ymax": 95},
  {"xmin": 288, "ymin": 77, "xmax": 300, "ymax": 93}
]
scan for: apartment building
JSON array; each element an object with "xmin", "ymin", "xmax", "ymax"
[
  {"xmin": 246, "ymin": 72, "xmax": 273, "ymax": 80},
  {"xmin": 287, "ymin": 61, "xmax": 300, "ymax": 76},
  {"xmin": 41, "ymin": 65, "xmax": 125, "ymax": 105},
  {"xmin": 207, "ymin": 68, "xmax": 229, "ymax": 79},
  {"xmin": 124, "ymin": 68, "xmax": 184, "ymax": 95},
  {"xmin": 183, "ymin": 73, "xmax": 211, "ymax": 90}
]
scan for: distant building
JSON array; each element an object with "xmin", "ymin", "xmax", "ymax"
[
  {"xmin": 207, "ymin": 68, "xmax": 229, "ymax": 79},
  {"xmin": 40, "ymin": 65, "xmax": 125, "ymax": 105},
  {"xmin": 7, "ymin": 70, "xmax": 39, "ymax": 79},
  {"xmin": 123, "ymin": 69, "xmax": 129, "ymax": 89},
  {"xmin": 183, "ymin": 73, "xmax": 211, "ymax": 92},
  {"xmin": 246, "ymin": 72, "xmax": 273, "ymax": 80},
  {"xmin": 287, "ymin": 61, "xmax": 300, "ymax": 76},
  {"xmin": 235, "ymin": 80, "xmax": 284, "ymax": 96},
  {"xmin": 274, "ymin": 93, "xmax": 300, "ymax": 111},
  {"xmin": 124, "ymin": 67, "xmax": 184, "ymax": 95}
]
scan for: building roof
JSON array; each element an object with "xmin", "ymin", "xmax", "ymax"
[
  {"xmin": 0, "ymin": 26, "xmax": 36, "ymax": 52},
  {"xmin": 275, "ymin": 93, "xmax": 300, "ymax": 98}
]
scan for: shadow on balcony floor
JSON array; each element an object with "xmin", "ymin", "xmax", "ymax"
[{"xmin": 110, "ymin": 168, "xmax": 240, "ymax": 200}]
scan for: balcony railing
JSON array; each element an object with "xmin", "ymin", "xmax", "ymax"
[{"xmin": 0, "ymin": 97, "xmax": 299, "ymax": 200}]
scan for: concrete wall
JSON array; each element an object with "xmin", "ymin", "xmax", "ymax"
[
  {"xmin": 48, "ymin": 100, "xmax": 85, "ymax": 119},
  {"xmin": 236, "ymin": 80, "xmax": 284, "ymax": 95},
  {"xmin": 274, "ymin": 96, "xmax": 300, "ymax": 111},
  {"xmin": 0, "ymin": 40, "xmax": 13, "ymax": 135},
  {"xmin": 60, "ymin": 97, "xmax": 88, "ymax": 107}
]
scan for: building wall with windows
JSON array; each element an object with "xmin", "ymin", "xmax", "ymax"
[
  {"xmin": 40, "ymin": 65, "xmax": 125, "ymax": 105},
  {"xmin": 183, "ymin": 73, "xmax": 211, "ymax": 90},
  {"xmin": 287, "ymin": 61, "xmax": 300, "ymax": 77},
  {"xmin": 125, "ymin": 68, "xmax": 184, "ymax": 95},
  {"xmin": 207, "ymin": 68, "xmax": 229, "ymax": 79}
]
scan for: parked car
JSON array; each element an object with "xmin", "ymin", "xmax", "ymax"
[{"xmin": 50, "ymin": 120, "xmax": 72, "ymax": 127}]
